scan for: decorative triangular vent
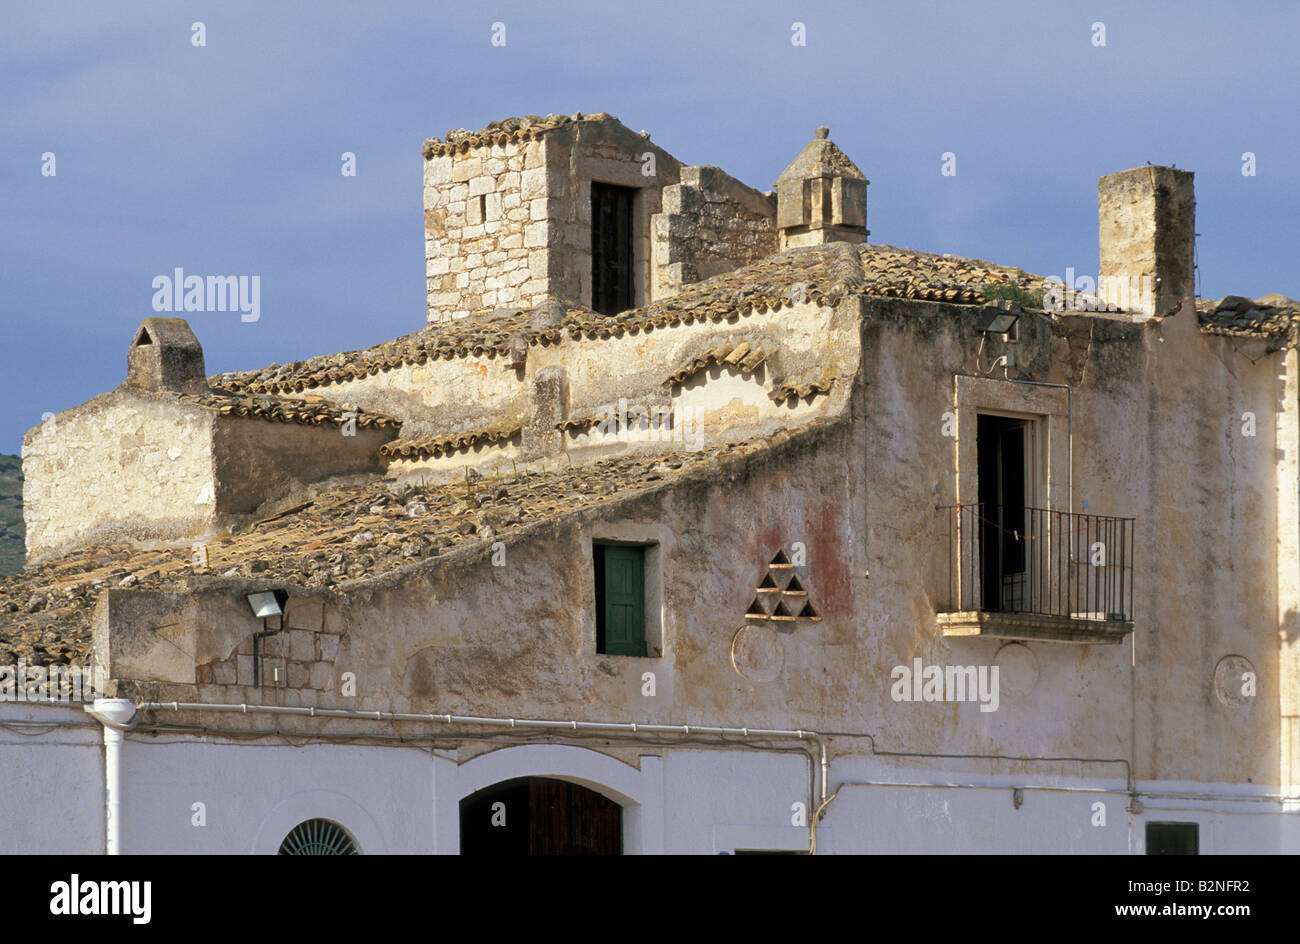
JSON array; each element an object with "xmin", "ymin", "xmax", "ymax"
[
  {"xmin": 797, "ymin": 601, "xmax": 821, "ymax": 621},
  {"xmin": 742, "ymin": 546, "xmax": 823, "ymax": 628}
]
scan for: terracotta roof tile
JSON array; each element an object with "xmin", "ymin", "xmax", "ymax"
[
  {"xmin": 189, "ymin": 390, "xmax": 399, "ymax": 429},
  {"xmin": 857, "ymin": 243, "xmax": 1046, "ymax": 304},
  {"xmin": 557, "ymin": 402, "xmax": 674, "ymax": 432},
  {"xmin": 379, "ymin": 423, "xmax": 522, "ymax": 460},
  {"xmin": 422, "ymin": 112, "xmax": 615, "ymax": 159},
  {"xmin": 208, "ymin": 306, "xmax": 582, "ymax": 397},
  {"xmin": 769, "ymin": 380, "xmax": 834, "ymax": 402},
  {"xmin": 1197, "ymin": 295, "xmax": 1300, "ymax": 343},
  {"xmin": 663, "ymin": 340, "xmax": 768, "ymax": 387}
]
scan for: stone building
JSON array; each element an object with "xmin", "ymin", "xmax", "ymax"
[{"xmin": 2, "ymin": 112, "xmax": 1299, "ymax": 854}]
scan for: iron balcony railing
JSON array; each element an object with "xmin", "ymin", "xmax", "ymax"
[{"xmin": 939, "ymin": 503, "xmax": 1135, "ymax": 622}]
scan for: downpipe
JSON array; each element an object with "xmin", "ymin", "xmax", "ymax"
[{"xmin": 84, "ymin": 698, "xmax": 139, "ymax": 856}]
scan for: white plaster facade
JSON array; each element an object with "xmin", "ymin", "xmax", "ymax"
[{"xmin": 6, "ymin": 700, "xmax": 1296, "ymax": 854}]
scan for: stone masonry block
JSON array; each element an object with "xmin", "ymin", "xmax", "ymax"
[
  {"xmin": 424, "ymin": 156, "xmax": 453, "ymax": 185},
  {"xmin": 524, "ymin": 222, "xmax": 547, "ymax": 247}
]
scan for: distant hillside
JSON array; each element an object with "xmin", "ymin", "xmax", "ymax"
[{"xmin": 0, "ymin": 455, "xmax": 24, "ymax": 576}]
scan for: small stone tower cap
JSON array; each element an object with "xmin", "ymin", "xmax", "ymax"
[
  {"xmin": 775, "ymin": 127, "xmax": 867, "ymax": 186},
  {"xmin": 774, "ymin": 127, "xmax": 869, "ymax": 247},
  {"xmin": 126, "ymin": 317, "xmax": 208, "ymax": 394}
]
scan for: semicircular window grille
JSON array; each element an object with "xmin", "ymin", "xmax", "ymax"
[{"xmin": 278, "ymin": 819, "xmax": 360, "ymax": 855}]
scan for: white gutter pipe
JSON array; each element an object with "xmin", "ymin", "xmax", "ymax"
[
  {"xmin": 84, "ymin": 698, "xmax": 138, "ymax": 856},
  {"xmin": 116, "ymin": 701, "xmax": 830, "ymax": 808}
]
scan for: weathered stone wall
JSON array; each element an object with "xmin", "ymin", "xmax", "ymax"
[
  {"xmin": 22, "ymin": 390, "xmax": 215, "ymax": 566},
  {"xmin": 424, "ymin": 137, "xmax": 542, "ymax": 322},
  {"xmin": 211, "ymin": 414, "xmax": 393, "ymax": 518},
  {"xmin": 652, "ymin": 166, "xmax": 777, "ymax": 299},
  {"xmin": 532, "ymin": 295, "xmax": 853, "ymax": 446},
  {"xmin": 22, "ymin": 388, "xmax": 395, "ymax": 565},
  {"xmin": 294, "ymin": 355, "xmax": 531, "ymax": 439},
  {"xmin": 95, "ymin": 584, "xmax": 347, "ymax": 695}
]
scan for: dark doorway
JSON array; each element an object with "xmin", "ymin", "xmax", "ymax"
[
  {"xmin": 977, "ymin": 414, "xmax": 1028, "ymax": 610},
  {"xmin": 460, "ymin": 777, "xmax": 622, "ymax": 855},
  {"xmin": 591, "ymin": 182, "xmax": 636, "ymax": 315}
]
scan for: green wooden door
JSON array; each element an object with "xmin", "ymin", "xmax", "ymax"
[{"xmin": 602, "ymin": 545, "xmax": 645, "ymax": 656}]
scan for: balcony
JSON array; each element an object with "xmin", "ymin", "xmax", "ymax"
[{"xmin": 937, "ymin": 503, "xmax": 1135, "ymax": 644}]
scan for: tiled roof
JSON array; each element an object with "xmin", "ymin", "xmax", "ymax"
[
  {"xmin": 210, "ymin": 242, "xmax": 1300, "ymax": 413},
  {"xmin": 422, "ymin": 112, "xmax": 614, "ymax": 159},
  {"xmin": 379, "ymin": 423, "xmax": 521, "ymax": 460},
  {"xmin": 188, "ymin": 390, "xmax": 399, "ymax": 429},
  {"xmin": 0, "ymin": 431, "xmax": 821, "ymax": 667},
  {"xmin": 207, "ymin": 306, "xmax": 586, "ymax": 397},
  {"xmin": 209, "ymin": 243, "xmax": 1056, "ymax": 401},
  {"xmin": 663, "ymin": 340, "xmax": 769, "ymax": 387},
  {"xmin": 207, "ymin": 247, "xmax": 853, "ymax": 397},
  {"xmin": 856, "ymin": 243, "xmax": 1045, "ymax": 304},
  {"xmin": 1197, "ymin": 295, "xmax": 1300, "ymax": 342},
  {"xmin": 208, "ymin": 243, "xmax": 1300, "ymax": 412}
]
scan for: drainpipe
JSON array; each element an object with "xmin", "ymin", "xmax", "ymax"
[{"xmin": 85, "ymin": 698, "xmax": 138, "ymax": 855}]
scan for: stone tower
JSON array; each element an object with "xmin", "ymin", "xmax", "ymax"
[{"xmin": 774, "ymin": 127, "xmax": 868, "ymax": 249}]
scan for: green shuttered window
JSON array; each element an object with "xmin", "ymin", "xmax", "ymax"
[{"xmin": 595, "ymin": 543, "xmax": 647, "ymax": 656}]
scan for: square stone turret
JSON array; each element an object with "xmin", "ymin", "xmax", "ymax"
[{"xmin": 775, "ymin": 127, "xmax": 869, "ymax": 249}]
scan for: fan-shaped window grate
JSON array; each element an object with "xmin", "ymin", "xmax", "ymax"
[{"xmin": 278, "ymin": 819, "xmax": 359, "ymax": 855}]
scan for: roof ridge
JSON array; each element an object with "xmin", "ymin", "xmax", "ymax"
[{"xmin": 422, "ymin": 112, "xmax": 621, "ymax": 159}]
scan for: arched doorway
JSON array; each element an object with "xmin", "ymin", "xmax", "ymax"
[{"xmin": 460, "ymin": 777, "xmax": 622, "ymax": 855}]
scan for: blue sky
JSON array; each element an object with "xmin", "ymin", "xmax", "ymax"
[{"xmin": 3, "ymin": 1, "xmax": 1297, "ymax": 454}]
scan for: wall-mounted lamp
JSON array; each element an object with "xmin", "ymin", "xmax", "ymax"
[
  {"xmin": 982, "ymin": 306, "xmax": 1020, "ymax": 341},
  {"xmin": 246, "ymin": 589, "xmax": 287, "ymax": 619},
  {"xmin": 247, "ymin": 589, "xmax": 289, "ymax": 687}
]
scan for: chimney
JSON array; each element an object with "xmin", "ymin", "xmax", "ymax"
[
  {"xmin": 125, "ymin": 318, "xmax": 208, "ymax": 394},
  {"xmin": 775, "ymin": 127, "xmax": 869, "ymax": 250},
  {"xmin": 1098, "ymin": 166, "xmax": 1195, "ymax": 320}
]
